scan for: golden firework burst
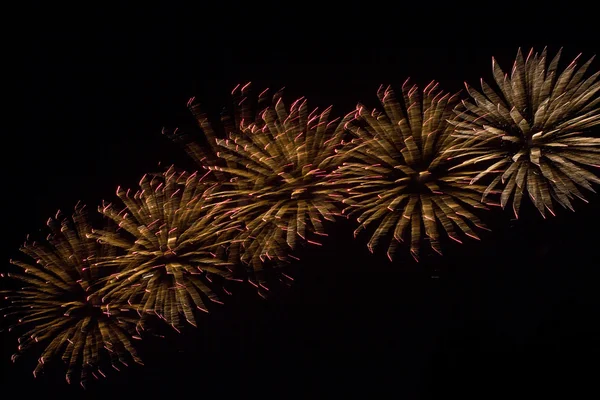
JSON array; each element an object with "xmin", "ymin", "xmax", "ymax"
[
  {"xmin": 206, "ymin": 88, "xmax": 355, "ymax": 271},
  {"xmin": 2, "ymin": 205, "xmax": 143, "ymax": 387},
  {"xmin": 450, "ymin": 48, "xmax": 600, "ymax": 217},
  {"xmin": 88, "ymin": 167, "xmax": 239, "ymax": 331},
  {"xmin": 332, "ymin": 80, "xmax": 489, "ymax": 261}
]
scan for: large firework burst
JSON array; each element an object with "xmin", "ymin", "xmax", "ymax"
[
  {"xmin": 450, "ymin": 48, "xmax": 600, "ymax": 217},
  {"xmin": 193, "ymin": 86, "xmax": 354, "ymax": 272},
  {"xmin": 2, "ymin": 205, "xmax": 143, "ymax": 387},
  {"xmin": 332, "ymin": 80, "xmax": 489, "ymax": 261},
  {"xmin": 88, "ymin": 167, "xmax": 238, "ymax": 331}
]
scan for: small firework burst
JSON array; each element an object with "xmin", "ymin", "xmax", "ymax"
[
  {"xmin": 2, "ymin": 205, "xmax": 143, "ymax": 388},
  {"xmin": 88, "ymin": 167, "xmax": 239, "ymax": 331},
  {"xmin": 451, "ymin": 47, "xmax": 600, "ymax": 217},
  {"xmin": 332, "ymin": 80, "xmax": 489, "ymax": 261}
]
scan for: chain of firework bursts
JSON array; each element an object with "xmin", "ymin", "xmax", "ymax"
[{"xmin": 1, "ymin": 47, "xmax": 599, "ymax": 388}]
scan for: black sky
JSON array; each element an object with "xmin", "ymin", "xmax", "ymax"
[{"xmin": 2, "ymin": 4, "xmax": 599, "ymax": 399}]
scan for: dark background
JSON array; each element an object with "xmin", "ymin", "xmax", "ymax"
[{"xmin": 2, "ymin": 3, "xmax": 599, "ymax": 399}]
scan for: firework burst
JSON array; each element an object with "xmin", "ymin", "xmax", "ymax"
[
  {"xmin": 198, "ymin": 86, "xmax": 354, "ymax": 272},
  {"xmin": 2, "ymin": 205, "xmax": 143, "ymax": 388},
  {"xmin": 88, "ymin": 167, "xmax": 238, "ymax": 331},
  {"xmin": 332, "ymin": 80, "xmax": 490, "ymax": 261},
  {"xmin": 450, "ymin": 48, "xmax": 600, "ymax": 217}
]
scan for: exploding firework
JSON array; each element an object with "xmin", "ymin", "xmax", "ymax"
[
  {"xmin": 450, "ymin": 48, "xmax": 600, "ymax": 217},
  {"xmin": 203, "ymin": 86, "xmax": 355, "ymax": 272},
  {"xmin": 2, "ymin": 204, "xmax": 143, "ymax": 388},
  {"xmin": 332, "ymin": 80, "xmax": 490, "ymax": 261},
  {"xmin": 88, "ymin": 167, "xmax": 239, "ymax": 331},
  {"xmin": 173, "ymin": 84, "xmax": 355, "ymax": 276}
]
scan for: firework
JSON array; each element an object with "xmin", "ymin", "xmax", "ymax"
[
  {"xmin": 332, "ymin": 80, "xmax": 489, "ymax": 261},
  {"xmin": 2, "ymin": 204, "xmax": 143, "ymax": 387},
  {"xmin": 88, "ymin": 167, "xmax": 238, "ymax": 331},
  {"xmin": 450, "ymin": 48, "xmax": 600, "ymax": 217},
  {"xmin": 204, "ymin": 86, "xmax": 355, "ymax": 272}
]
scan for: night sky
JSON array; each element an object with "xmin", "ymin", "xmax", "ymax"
[{"xmin": 2, "ymin": 4, "xmax": 599, "ymax": 399}]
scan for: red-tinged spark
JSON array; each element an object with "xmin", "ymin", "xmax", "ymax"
[
  {"xmin": 281, "ymin": 273, "xmax": 294, "ymax": 281},
  {"xmin": 465, "ymin": 232, "xmax": 480, "ymax": 240},
  {"xmin": 410, "ymin": 251, "xmax": 419, "ymax": 263},
  {"xmin": 475, "ymin": 224, "xmax": 491, "ymax": 231},
  {"xmin": 449, "ymin": 235, "xmax": 463, "ymax": 244},
  {"xmin": 432, "ymin": 246, "xmax": 443, "ymax": 256},
  {"xmin": 259, "ymin": 284, "xmax": 270, "ymax": 291}
]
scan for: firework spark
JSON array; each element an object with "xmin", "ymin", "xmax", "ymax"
[
  {"xmin": 88, "ymin": 167, "xmax": 238, "ymax": 331},
  {"xmin": 451, "ymin": 48, "xmax": 600, "ymax": 217},
  {"xmin": 2, "ymin": 205, "xmax": 143, "ymax": 388},
  {"xmin": 332, "ymin": 80, "xmax": 490, "ymax": 261}
]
